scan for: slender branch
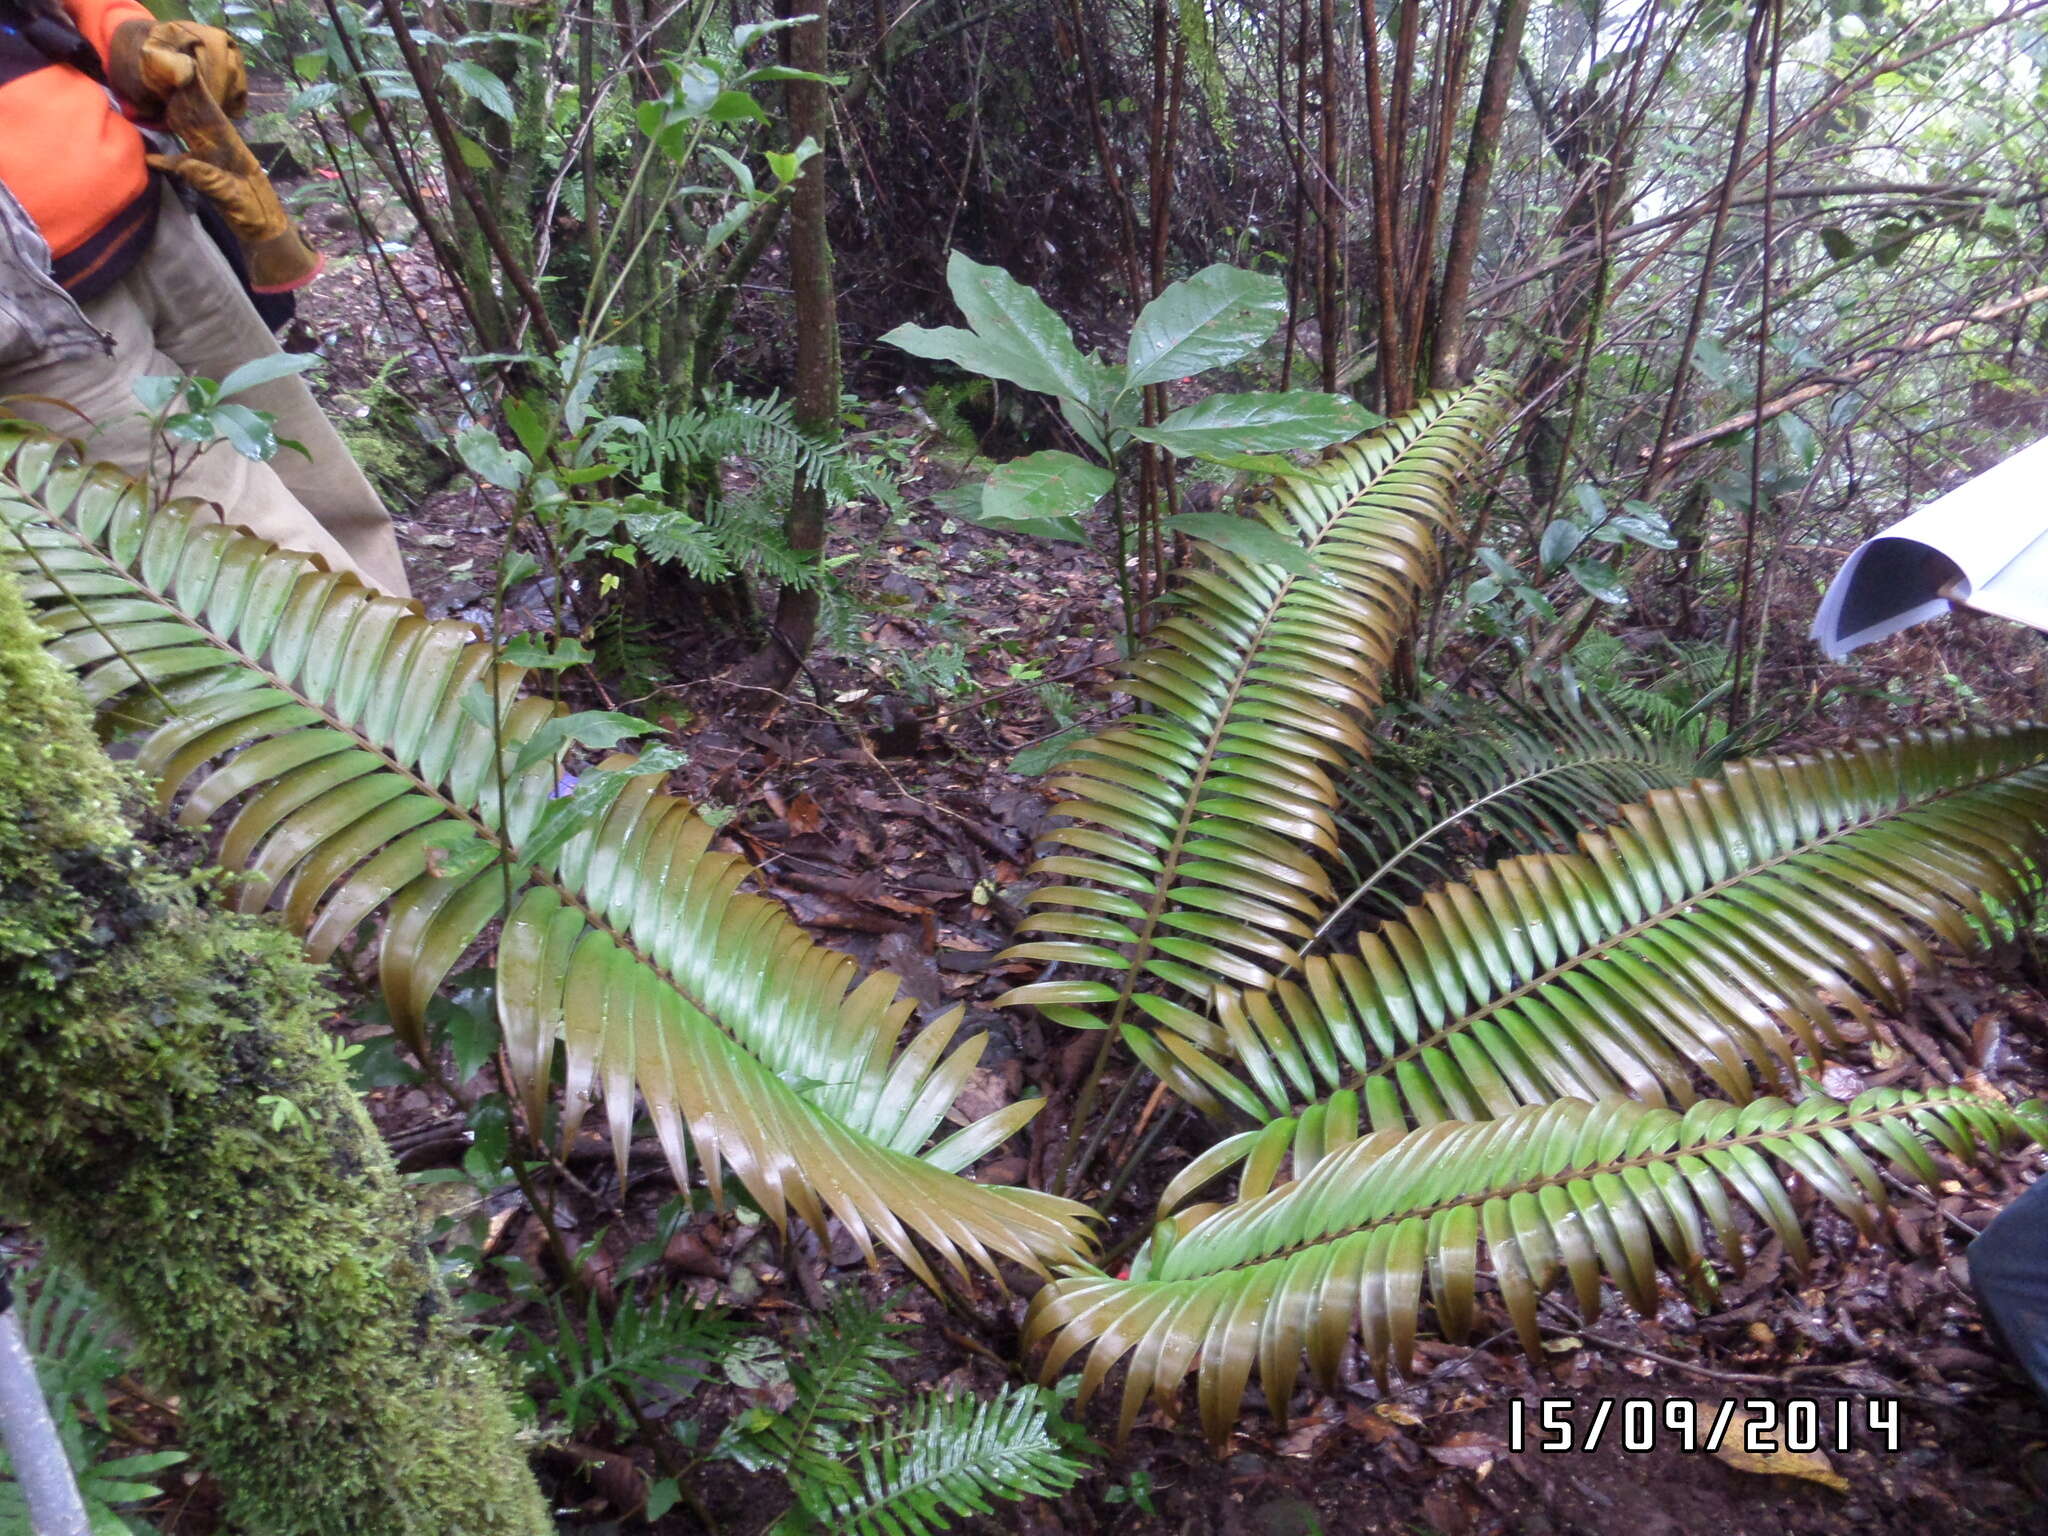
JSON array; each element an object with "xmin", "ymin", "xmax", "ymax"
[
  {"xmin": 1653, "ymin": 282, "xmax": 2048, "ymax": 470},
  {"xmin": 381, "ymin": 2, "xmax": 563, "ymax": 352},
  {"xmin": 1638, "ymin": 0, "xmax": 1770, "ymax": 496}
]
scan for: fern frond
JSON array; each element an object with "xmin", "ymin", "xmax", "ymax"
[
  {"xmin": 784, "ymin": 1387, "xmax": 1086, "ymax": 1536},
  {"xmin": 620, "ymin": 386, "xmax": 845, "ymax": 489},
  {"xmin": 996, "ymin": 378, "xmax": 1511, "ymax": 1043},
  {"xmin": 531, "ymin": 1288, "xmax": 736, "ymax": 1435},
  {"xmin": 618, "ymin": 499, "xmax": 734, "ymax": 581},
  {"xmin": 1316, "ymin": 686, "xmax": 1706, "ymax": 939},
  {"xmin": 1027, "ymin": 1088, "xmax": 2045, "ymax": 1448},
  {"xmin": 1149, "ymin": 725, "xmax": 2048, "ymax": 1132},
  {"xmin": 11, "ymin": 1261, "xmax": 124, "ymax": 1425},
  {"xmin": 723, "ymin": 1291, "xmax": 914, "ymax": 1491},
  {"xmin": 0, "ymin": 426, "xmax": 1094, "ymax": 1286},
  {"xmin": 919, "ymin": 379, "xmax": 988, "ymax": 454}
]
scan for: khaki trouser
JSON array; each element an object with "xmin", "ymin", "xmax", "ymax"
[{"xmin": 0, "ymin": 183, "xmax": 410, "ymax": 597}]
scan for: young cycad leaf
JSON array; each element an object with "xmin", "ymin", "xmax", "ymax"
[{"xmin": 1027, "ymin": 1089, "xmax": 2046, "ymax": 1448}]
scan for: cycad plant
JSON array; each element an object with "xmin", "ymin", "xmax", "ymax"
[
  {"xmin": 7, "ymin": 366, "xmax": 2048, "ymax": 1465},
  {"xmin": 987, "ymin": 374, "xmax": 2048, "ymax": 1436}
]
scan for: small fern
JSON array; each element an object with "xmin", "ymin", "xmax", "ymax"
[
  {"xmin": 781, "ymin": 1386, "xmax": 1086, "ymax": 1536},
  {"xmin": 9, "ymin": 1259, "xmax": 124, "ymax": 1424},
  {"xmin": 615, "ymin": 386, "xmax": 844, "ymax": 489},
  {"xmin": 719, "ymin": 1291, "xmax": 1086, "ymax": 1535},
  {"xmin": 606, "ymin": 385, "xmax": 897, "ymax": 593},
  {"xmin": 918, "ymin": 379, "xmax": 989, "ymax": 455},
  {"xmin": 0, "ymin": 1260, "xmax": 185, "ymax": 1536},
  {"xmin": 719, "ymin": 1290, "xmax": 913, "ymax": 1491},
  {"xmin": 586, "ymin": 606, "xmax": 668, "ymax": 701},
  {"xmin": 1564, "ymin": 631, "xmax": 1741, "ymax": 756},
  {"xmin": 523, "ymin": 1285, "xmax": 737, "ymax": 1436}
]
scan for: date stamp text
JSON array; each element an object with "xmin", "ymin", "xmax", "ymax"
[{"xmin": 1508, "ymin": 1396, "xmax": 1901, "ymax": 1454}]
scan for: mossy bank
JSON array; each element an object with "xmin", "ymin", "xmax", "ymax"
[{"xmin": 0, "ymin": 568, "xmax": 549, "ymax": 1536}]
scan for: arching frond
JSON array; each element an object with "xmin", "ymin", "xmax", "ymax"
[
  {"xmin": 1315, "ymin": 685, "xmax": 1707, "ymax": 940},
  {"xmin": 1133, "ymin": 726, "xmax": 2048, "ymax": 1133},
  {"xmin": 1026, "ymin": 1088, "xmax": 2045, "ymax": 1448},
  {"xmin": 0, "ymin": 425, "xmax": 1092, "ymax": 1284},
  {"xmin": 995, "ymin": 378, "xmax": 1511, "ymax": 1042}
]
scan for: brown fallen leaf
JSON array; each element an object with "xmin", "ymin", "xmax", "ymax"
[
  {"xmin": 1344, "ymin": 1404, "xmax": 1403, "ymax": 1444},
  {"xmin": 1713, "ymin": 1406, "xmax": 1849, "ymax": 1493},
  {"xmin": 947, "ymin": 1065, "xmax": 1016, "ymax": 1126},
  {"xmin": 1276, "ymin": 1415, "xmax": 1339, "ymax": 1458},
  {"xmin": 969, "ymin": 1155, "xmax": 1028, "ymax": 1185},
  {"xmin": 1426, "ymin": 1429, "xmax": 1506, "ymax": 1475},
  {"xmin": 787, "ymin": 790, "xmax": 823, "ymax": 834}
]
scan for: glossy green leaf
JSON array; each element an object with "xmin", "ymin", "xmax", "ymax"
[
  {"xmin": 1161, "ymin": 513, "xmax": 1317, "ymax": 575},
  {"xmin": 1127, "ymin": 392, "xmax": 1376, "ymax": 458},
  {"xmin": 1124, "ymin": 265, "xmax": 1287, "ymax": 388},
  {"xmin": 982, "ymin": 451, "xmax": 1113, "ymax": 526}
]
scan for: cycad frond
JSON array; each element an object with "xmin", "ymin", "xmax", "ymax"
[
  {"xmin": 996, "ymin": 378, "xmax": 1511, "ymax": 1038},
  {"xmin": 1137, "ymin": 726, "xmax": 2048, "ymax": 1131},
  {"xmin": 1027, "ymin": 1088, "xmax": 2045, "ymax": 1448},
  {"xmin": 1316, "ymin": 686, "xmax": 1706, "ymax": 939},
  {"xmin": 783, "ymin": 1387, "xmax": 1086, "ymax": 1536},
  {"xmin": 0, "ymin": 426, "xmax": 1093, "ymax": 1284}
]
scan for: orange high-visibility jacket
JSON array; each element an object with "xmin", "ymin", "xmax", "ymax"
[{"xmin": 0, "ymin": 0, "xmax": 157, "ymax": 295}]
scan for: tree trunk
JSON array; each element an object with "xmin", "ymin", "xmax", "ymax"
[
  {"xmin": 1427, "ymin": 0, "xmax": 1531, "ymax": 387},
  {"xmin": 0, "ymin": 571, "xmax": 551, "ymax": 1536},
  {"xmin": 733, "ymin": 0, "xmax": 842, "ymax": 691}
]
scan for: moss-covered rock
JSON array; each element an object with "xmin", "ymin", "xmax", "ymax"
[{"xmin": 0, "ymin": 569, "xmax": 550, "ymax": 1536}]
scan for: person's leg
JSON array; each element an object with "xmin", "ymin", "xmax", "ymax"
[
  {"xmin": 1970, "ymin": 1174, "xmax": 2048, "ymax": 1402},
  {"xmin": 127, "ymin": 185, "xmax": 410, "ymax": 597},
  {"xmin": 0, "ymin": 260, "xmax": 369, "ymax": 585}
]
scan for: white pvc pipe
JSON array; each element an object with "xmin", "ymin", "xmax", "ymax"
[{"xmin": 0, "ymin": 1302, "xmax": 89, "ymax": 1536}]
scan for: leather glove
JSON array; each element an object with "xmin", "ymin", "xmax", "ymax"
[
  {"xmin": 145, "ymin": 78, "xmax": 322, "ymax": 292},
  {"xmin": 109, "ymin": 19, "xmax": 248, "ymax": 119}
]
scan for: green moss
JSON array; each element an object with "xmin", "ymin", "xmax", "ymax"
[
  {"xmin": 338, "ymin": 420, "xmax": 440, "ymax": 510},
  {"xmin": 0, "ymin": 572, "xmax": 550, "ymax": 1536}
]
